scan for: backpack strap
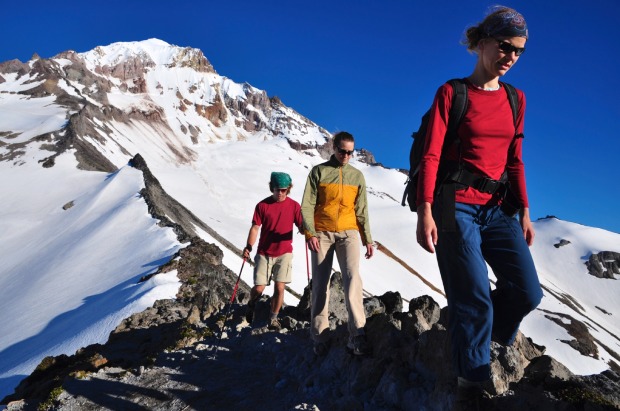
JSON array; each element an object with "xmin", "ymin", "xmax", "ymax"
[
  {"xmin": 500, "ymin": 81, "xmax": 519, "ymax": 129},
  {"xmin": 439, "ymin": 78, "xmax": 468, "ymax": 232},
  {"xmin": 498, "ymin": 81, "xmax": 521, "ymax": 216},
  {"xmin": 446, "ymin": 78, "xmax": 468, "ymax": 138}
]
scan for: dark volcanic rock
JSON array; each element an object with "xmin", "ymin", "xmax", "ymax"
[
  {"xmin": 554, "ymin": 239, "xmax": 571, "ymax": 248},
  {"xmin": 586, "ymin": 251, "xmax": 620, "ymax": 279}
]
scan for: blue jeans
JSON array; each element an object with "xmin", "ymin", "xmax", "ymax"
[{"xmin": 434, "ymin": 202, "xmax": 542, "ymax": 381}]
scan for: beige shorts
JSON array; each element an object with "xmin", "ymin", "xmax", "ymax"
[{"xmin": 253, "ymin": 253, "xmax": 293, "ymax": 285}]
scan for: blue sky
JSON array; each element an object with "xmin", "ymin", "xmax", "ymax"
[{"xmin": 2, "ymin": 0, "xmax": 619, "ymax": 234}]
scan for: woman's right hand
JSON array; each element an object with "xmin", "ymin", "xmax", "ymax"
[{"xmin": 416, "ymin": 202, "xmax": 438, "ymax": 253}]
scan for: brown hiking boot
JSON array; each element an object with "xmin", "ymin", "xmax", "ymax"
[{"xmin": 268, "ymin": 318, "xmax": 281, "ymax": 330}]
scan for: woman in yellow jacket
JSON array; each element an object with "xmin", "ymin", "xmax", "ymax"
[{"xmin": 301, "ymin": 131, "xmax": 373, "ymax": 356}]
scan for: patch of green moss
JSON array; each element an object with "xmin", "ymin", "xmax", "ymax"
[
  {"xmin": 37, "ymin": 386, "xmax": 63, "ymax": 411},
  {"xmin": 176, "ymin": 322, "xmax": 214, "ymax": 346},
  {"xmin": 179, "ymin": 322, "xmax": 195, "ymax": 339},
  {"xmin": 200, "ymin": 327, "xmax": 215, "ymax": 338},
  {"xmin": 184, "ymin": 275, "xmax": 198, "ymax": 285},
  {"xmin": 557, "ymin": 387, "xmax": 615, "ymax": 407}
]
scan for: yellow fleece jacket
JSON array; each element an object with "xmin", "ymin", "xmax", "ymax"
[{"xmin": 301, "ymin": 156, "xmax": 372, "ymax": 245}]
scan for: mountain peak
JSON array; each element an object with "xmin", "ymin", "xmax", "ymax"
[
  {"xmin": 77, "ymin": 38, "xmax": 215, "ymax": 74},
  {"xmin": 0, "ymin": 38, "xmax": 331, "ymax": 171}
]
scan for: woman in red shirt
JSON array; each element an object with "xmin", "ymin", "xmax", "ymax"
[{"xmin": 415, "ymin": 6, "xmax": 543, "ymax": 408}]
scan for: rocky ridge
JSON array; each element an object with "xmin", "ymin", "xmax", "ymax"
[{"xmin": 4, "ymin": 243, "xmax": 620, "ymax": 410}]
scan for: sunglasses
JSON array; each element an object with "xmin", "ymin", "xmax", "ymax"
[
  {"xmin": 495, "ymin": 39, "xmax": 525, "ymax": 56},
  {"xmin": 274, "ymin": 188, "xmax": 288, "ymax": 193},
  {"xmin": 337, "ymin": 147, "xmax": 354, "ymax": 156}
]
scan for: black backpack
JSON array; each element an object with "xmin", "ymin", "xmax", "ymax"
[{"xmin": 402, "ymin": 78, "xmax": 519, "ymax": 218}]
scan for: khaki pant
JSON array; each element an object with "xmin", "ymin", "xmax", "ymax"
[{"xmin": 310, "ymin": 230, "xmax": 366, "ymax": 341}]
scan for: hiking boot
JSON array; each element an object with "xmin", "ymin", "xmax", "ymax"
[
  {"xmin": 313, "ymin": 341, "xmax": 329, "ymax": 356},
  {"xmin": 346, "ymin": 334, "xmax": 371, "ymax": 356},
  {"xmin": 245, "ymin": 301, "xmax": 255, "ymax": 324},
  {"xmin": 268, "ymin": 318, "xmax": 281, "ymax": 330},
  {"xmin": 455, "ymin": 383, "xmax": 493, "ymax": 411}
]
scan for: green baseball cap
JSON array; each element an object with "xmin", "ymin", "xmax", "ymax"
[{"xmin": 270, "ymin": 172, "xmax": 292, "ymax": 188}]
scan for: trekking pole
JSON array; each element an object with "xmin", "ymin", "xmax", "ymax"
[
  {"xmin": 305, "ymin": 241, "xmax": 310, "ymax": 286},
  {"xmin": 212, "ymin": 257, "xmax": 246, "ymax": 360},
  {"xmin": 228, "ymin": 257, "xmax": 247, "ymax": 305}
]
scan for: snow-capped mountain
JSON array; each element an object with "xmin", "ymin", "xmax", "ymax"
[{"xmin": 1, "ymin": 39, "xmax": 619, "ymax": 402}]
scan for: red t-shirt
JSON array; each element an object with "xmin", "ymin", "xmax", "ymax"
[
  {"xmin": 417, "ymin": 81, "xmax": 529, "ymax": 207},
  {"xmin": 253, "ymin": 196, "xmax": 303, "ymax": 257}
]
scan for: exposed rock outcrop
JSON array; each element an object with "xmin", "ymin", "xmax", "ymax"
[
  {"xmin": 168, "ymin": 47, "xmax": 215, "ymax": 73},
  {"xmin": 38, "ymin": 106, "xmax": 118, "ymax": 171},
  {"xmin": 129, "ymin": 153, "xmax": 242, "ymax": 254},
  {"xmin": 356, "ymin": 147, "xmax": 377, "ymax": 165},
  {"xmin": 586, "ymin": 252, "xmax": 620, "ymax": 279},
  {"xmin": 0, "ymin": 59, "xmax": 29, "ymax": 77}
]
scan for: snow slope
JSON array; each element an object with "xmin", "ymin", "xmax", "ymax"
[{"xmin": 0, "ymin": 147, "xmax": 183, "ymax": 398}]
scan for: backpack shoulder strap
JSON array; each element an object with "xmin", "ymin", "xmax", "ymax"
[
  {"xmin": 446, "ymin": 78, "xmax": 468, "ymax": 137},
  {"xmin": 500, "ymin": 81, "xmax": 519, "ymax": 127},
  {"xmin": 434, "ymin": 79, "xmax": 468, "ymax": 229}
]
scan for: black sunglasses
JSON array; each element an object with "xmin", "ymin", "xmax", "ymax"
[
  {"xmin": 495, "ymin": 39, "xmax": 525, "ymax": 56},
  {"xmin": 336, "ymin": 147, "xmax": 354, "ymax": 156}
]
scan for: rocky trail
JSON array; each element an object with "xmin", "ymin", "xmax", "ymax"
[{"xmin": 4, "ymin": 238, "xmax": 620, "ymax": 411}]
